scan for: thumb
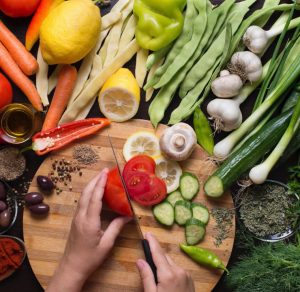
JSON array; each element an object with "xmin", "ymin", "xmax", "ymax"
[{"xmin": 136, "ymin": 259, "xmax": 157, "ymax": 292}]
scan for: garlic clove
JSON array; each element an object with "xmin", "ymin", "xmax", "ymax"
[
  {"xmin": 211, "ymin": 74, "xmax": 243, "ymax": 98},
  {"xmin": 220, "ymin": 70, "xmax": 230, "ymax": 77}
]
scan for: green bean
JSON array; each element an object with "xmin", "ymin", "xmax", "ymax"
[
  {"xmin": 193, "ymin": 107, "xmax": 214, "ymax": 155},
  {"xmin": 180, "ymin": 0, "xmax": 257, "ymax": 97},
  {"xmin": 169, "ymin": 25, "xmax": 232, "ymax": 124},
  {"xmin": 148, "ymin": 0, "xmax": 232, "ymax": 126},
  {"xmin": 146, "ymin": 43, "xmax": 173, "ymax": 71},
  {"xmin": 152, "ymin": 0, "xmax": 208, "ymax": 89},
  {"xmin": 144, "ymin": 0, "xmax": 197, "ymax": 90},
  {"xmin": 228, "ymin": 3, "xmax": 297, "ymax": 61},
  {"xmin": 254, "ymin": 0, "xmax": 280, "ymax": 28}
]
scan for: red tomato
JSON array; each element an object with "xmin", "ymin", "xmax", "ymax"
[
  {"xmin": 0, "ymin": 0, "xmax": 41, "ymax": 18},
  {"xmin": 0, "ymin": 73, "xmax": 13, "ymax": 109},
  {"xmin": 125, "ymin": 171, "xmax": 167, "ymax": 206},
  {"xmin": 123, "ymin": 155, "xmax": 156, "ymax": 181},
  {"xmin": 104, "ymin": 168, "xmax": 133, "ymax": 217}
]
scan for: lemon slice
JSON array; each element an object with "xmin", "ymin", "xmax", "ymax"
[
  {"xmin": 155, "ymin": 156, "xmax": 182, "ymax": 193},
  {"xmin": 99, "ymin": 68, "xmax": 140, "ymax": 122},
  {"xmin": 123, "ymin": 131, "xmax": 161, "ymax": 161}
]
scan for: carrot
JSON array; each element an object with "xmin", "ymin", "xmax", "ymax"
[
  {"xmin": 0, "ymin": 21, "xmax": 39, "ymax": 76},
  {"xmin": 0, "ymin": 42, "xmax": 43, "ymax": 112},
  {"xmin": 42, "ymin": 65, "xmax": 77, "ymax": 131},
  {"xmin": 25, "ymin": 0, "xmax": 64, "ymax": 51}
]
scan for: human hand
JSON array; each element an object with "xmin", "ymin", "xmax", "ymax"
[
  {"xmin": 136, "ymin": 232, "xmax": 195, "ymax": 292},
  {"xmin": 47, "ymin": 169, "xmax": 131, "ymax": 292}
]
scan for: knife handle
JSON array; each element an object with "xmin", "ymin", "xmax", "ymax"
[{"xmin": 142, "ymin": 239, "xmax": 158, "ymax": 284}]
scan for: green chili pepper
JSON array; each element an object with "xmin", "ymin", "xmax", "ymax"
[
  {"xmin": 133, "ymin": 0, "xmax": 186, "ymax": 51},
  {"xmin": 193, "ymin": 107, "xmax": 214, "ymax": 155},
  {"xmin": 180, "ymin": 244, "xmax": 229, "ymax": 273}
]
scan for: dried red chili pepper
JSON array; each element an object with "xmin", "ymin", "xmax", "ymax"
[{"xmin": 32, "ymin": 118, "xmax": 110, "ymax": 156}]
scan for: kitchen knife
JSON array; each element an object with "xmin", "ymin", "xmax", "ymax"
[{"xmin": 107, "ymin": 134, "xmax": 158, "ymax": 283}]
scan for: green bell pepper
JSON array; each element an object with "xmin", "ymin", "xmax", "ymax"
[{"xmin": 133, "ymin": 0, "xmax": 186, "ymax": 51}]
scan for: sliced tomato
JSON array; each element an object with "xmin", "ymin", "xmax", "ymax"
[
  {"xmin": 104, "ymin": 168, "xmax": 133, "ymax": 217},
  {"xmin": 125, "ymin": 171, "xmax": 167, "ymax": 206},
  {"xmin": 123, "ymin": 155, "xmax": 155, "ymax": 181}
]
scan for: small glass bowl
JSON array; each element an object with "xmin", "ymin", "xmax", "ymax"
[
  {"xmin": 238, "ymin": 179, "xmax": 299, "ymax": 242},
  {"xmin": 0, "ymin": 180, "xmax": 18, "ymax": 235},
  {"xmin": 0, "ymin": 235, "xmax": 26, "ymax": 281}
]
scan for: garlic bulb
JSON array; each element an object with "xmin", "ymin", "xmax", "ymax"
[
  {"xmin": 243, "ymin": 26, "xmax": 268, "ymax": 54},
  {"xmin": 159, "ymin": 123, "xmax": 197, "ymax": 161},
  {"xmin": 230, "ymin": 51, "xmax": 263, "ymax": 82},
  {"xmin": 211, "ymin": 73, "xmax": 243, "ymax": 98}
]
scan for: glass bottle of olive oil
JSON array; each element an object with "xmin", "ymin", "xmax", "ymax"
[{"xmin": 0, "ymin": 103, "xmax": 42, "ymax": 144}]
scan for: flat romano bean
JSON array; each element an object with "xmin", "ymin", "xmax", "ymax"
[
  {"xmin": 153, "ymin": 0, "xmax": 208, "ymax": 89},
  {"xmin": 146, "ymin": 43, "xmax": 172, "ymax": 71},
  {"xmin": 169, "ymin": 25, "xmax": 232, "ymax": 124},
  {"xmin": 193, "ymin": 107, "xmax": 214, "ymax": 155},
  {"xmin": 180, "ymin": 0, "xmax": 254, "ymax": 97},
  {"xmin": 254, "ymin": 0, "xmax": 280, "ymax": 28},
  {"xmin": 144, "ymin": 0, "xmax": 197, "ymax": 90}
]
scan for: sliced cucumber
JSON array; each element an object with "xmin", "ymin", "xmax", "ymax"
[
  {"xmin": 185, "ymin": 218, "xmax": 206, "ymax": 246},
  {"xmin": 153, "ymin": 201, "xmax": 174, "ymax": 226},
  {"xmin": 191, "ymin": 203, "xmax": 210, "ymax": 225},
  {"xmin": 175, "ymin": 200, "xmax": 192, "ymax": 226},
  {"xmin": 180, "ymin": 172, "xmax": 200, "ymax": 200},
  {"xmin": 167, "ymin": 190, "xmax": 184, "ymax": 207}
]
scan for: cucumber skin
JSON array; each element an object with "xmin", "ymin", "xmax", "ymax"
[
  {"xmin": 180, "ymin": 172, "xmax": 200, "ymax": 200},
  {"xmin": 205, "ymin": 109, "xmax": 293, "ymax": 197}
]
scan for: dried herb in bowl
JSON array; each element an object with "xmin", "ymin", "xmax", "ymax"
[{"xmin": 239, "ymin": 181, "xmax": 297, "ymax": 238}]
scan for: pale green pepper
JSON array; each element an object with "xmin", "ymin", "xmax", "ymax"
[{"xmin": 133, "ymin": 0, "xmax": 186, "ymax": 51}]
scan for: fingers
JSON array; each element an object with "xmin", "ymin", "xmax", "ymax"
[
  {"xmin": 99, "ymin": 216, "xmax": 131, "ymax": 253},
  {"xmin": 87, "ymin": 168, "xmax": 109, "ymax": 219},
  {"xmin": 136, "ymin": 259, "xmax": 156, "ymax": 292},
  {"xmin": 145, "ymin": 232, "xmax": 170, "ymax": 269},
  {"xmin": 165, "ymin": 254, "xmax": 176, "ymax": 267},
  {"xmin": 77, "ymin": 171, "xmax": 104, "ymax": 216}
]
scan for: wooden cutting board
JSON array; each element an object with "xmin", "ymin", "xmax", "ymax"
[{"xmin": 23, "ymin": 119, "xmax": 235, "ymax": 292}]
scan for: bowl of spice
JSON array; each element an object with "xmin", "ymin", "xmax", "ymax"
[
  {"xmin": 238, "ymin": 180, "xmax": 299, "ymax": 242},
  {"xmin": 0, "ymin": 147, "xmax": 26, "ymax": 182},
  {"xmin": 0, "ymin": 235, "xmax": 26, "ymax": 281},
  {"xmin": 0, "ymin": 181, "xmax": 18, "ymax": 235}
]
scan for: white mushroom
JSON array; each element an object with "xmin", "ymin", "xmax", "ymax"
[{"xmin": 159, "ymin": 123, "xmax": 197, "ymax": 161}]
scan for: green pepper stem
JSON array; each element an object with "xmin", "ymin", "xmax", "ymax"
[{"xmin": 19, "ymin": 145, "xmax": 33, "ymax": 154}]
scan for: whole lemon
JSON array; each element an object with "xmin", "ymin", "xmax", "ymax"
[{"xmin": 40, "ymin": 0, "xmax": 101, "ymax": 65}]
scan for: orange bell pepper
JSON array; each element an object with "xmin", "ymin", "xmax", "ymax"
[{"xmin": 25, "ymin": 0, "xmax": 64, "ymax": 51}]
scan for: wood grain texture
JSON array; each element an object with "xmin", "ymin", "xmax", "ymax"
[{"xmin": 23, "ymin": 119, "xmax": 235, "ymax": 292}]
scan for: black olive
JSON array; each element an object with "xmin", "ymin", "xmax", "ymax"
[
  {"xmin": 0, "ymin": 182, "xmax": 6, "ymax": 200},
  {"xmin": 0, "ymin": 209, "xmax": 11, "ymax": 227},
  {"xmin": 0, "ymin": 201, "xmax": 7, "ymax": 212},
  {"xmin": 29, "ymin": 203, "xmax": 50, "ymax": 215},
  {"xmin": 24, "ymin": 192, "xmax": 44, "ymax": 206},
  {"xmin": 37, "ymin": 176, "xmax": 54, "ymax": 191}
]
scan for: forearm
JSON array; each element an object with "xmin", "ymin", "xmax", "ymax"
[{"xmin": 46, "ymin": 258, "xmax": 87, "ymax": 292}]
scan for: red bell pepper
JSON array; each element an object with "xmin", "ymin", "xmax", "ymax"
[
  {"xmin": 25, "ymin": 0, "xmax": 63, "ymax": 51},
  {"xmin": 32, "ymin": 118, "xmax": 110, "ymax": 156}
]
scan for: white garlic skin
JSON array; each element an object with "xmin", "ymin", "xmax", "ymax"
[
  {"xmin": 243, "ymin": 26, "xmax": 268, "ymax": 54},
  {"xmin": 231, "ymin": 51, "xmax": 263, "ymax": 82},
  {"xmin": 211, "ymin": 74, "xmax": 243, "ymax": 98}
]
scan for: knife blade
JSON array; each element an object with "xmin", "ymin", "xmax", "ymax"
[{"xmin": 107, "ymin": 134, "xmax": 158, "ymax": 283}]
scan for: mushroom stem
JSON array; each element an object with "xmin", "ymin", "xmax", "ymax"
[{"xmin": 172, "ymin": 134, "xmax": 186, "ymax": 149}]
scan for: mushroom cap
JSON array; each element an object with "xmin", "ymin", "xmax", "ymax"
[{"xmin": 159, "ymin": 123, "xmax": 197, "ymax": 161}]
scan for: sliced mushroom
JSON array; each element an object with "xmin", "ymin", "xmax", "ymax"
[{"xmin": 159, "ymin": 123, "xmax": 197, "ymax": 161}]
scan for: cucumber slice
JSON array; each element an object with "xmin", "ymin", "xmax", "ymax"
[
  {"xmin": 191, "ymin": 203, "xmax": 210, "ymax": 225},
  {"xmin": 185, "ymin": 218, "xmax": 206, "ymax": 245},
  {"xmin": 153, "ymin": 201, "xmax": 174, "ymax": 226},
  {"xmin": 180, "ymin": 172, "xmax": 200, "ymax": 200},
  {"xmin": 167, "ymin": 190, "xmax": 184, "ymax": 207},
  {"xmin": 175, "ymin": 200, "xmax": 192, "ymax": 226}
]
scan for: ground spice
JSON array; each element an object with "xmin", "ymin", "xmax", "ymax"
[
  {"xmin": 73, "ymin": 145, "xmax": 99, "ymax": 165},
  {"xmin": 239, "ymin": 183, "xmax": 296, "ymax": 237},
  {"xmin": 0, "ymin": 147, "xmax": 26, "ymax": 181},
  {"xmin": 211, "ymin": 207, "xmax": 234, "ymax": 247},
  {"xmin": 0, "ymin": 237, "xmax": 24, "ymax": 276}
]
